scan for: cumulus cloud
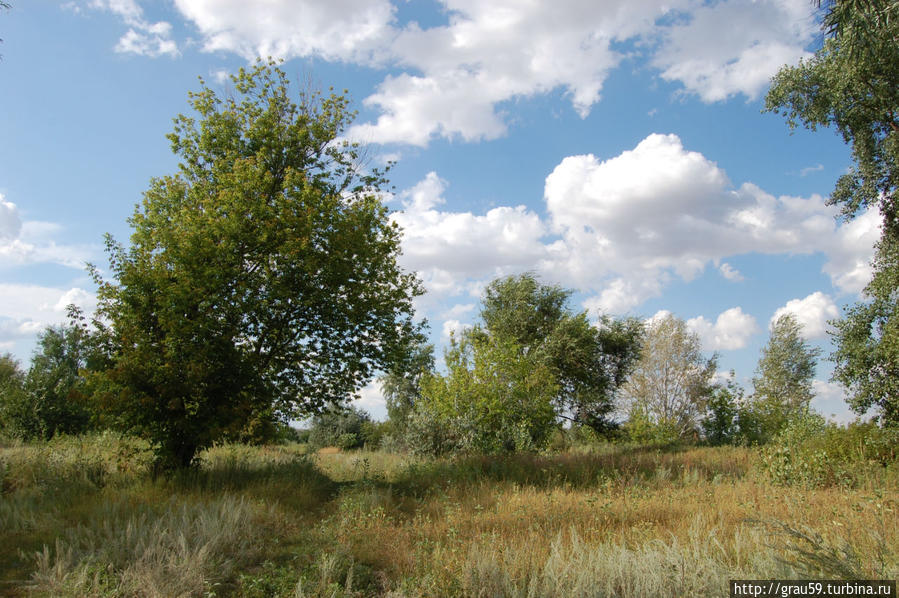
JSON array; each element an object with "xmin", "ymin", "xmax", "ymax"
[
  {"xmin": 391, "ymin": 171, "xmax": 547, "ymax": 297},
  {"xmin": 542, "ymin": 134, "xmax": 877, "ymax": 313},
  {"xmin": 352, "ymin": 380, "xmax": 388, "ymax": 419},
  {"xmin": 0, "ymin": 195, "xmax": 95, "ymax": 269},
  {"xmin": 172, "ymin": 0, "xmax": 395, "ymax": 63},
  {"xmin": 389, "ymin": 135, "xmax": 879, "ymax": 314},
  {"xmin": 0, "ymin": 284, "xmax": 98, "ymax": 351},
  {"xmin": 89, "ymin": 0, "xmax": 178, "ymax": 57},
  {"xmin": 718, "ymin": 262, "xmax": 744, "ymax": 282},
  {"xmin": 0, "ymin": 195, "xmax": 23, "ymax": 240},
  {"xmin": 811, "ymin": 380, "xmax": 857, "ymax": 424},
  {"xmin": 687, "ymin": 307, "xmax": 759, "ymax": 351},
  {"xmin": 771, "ymin": 292, "xmax": 840, "ymax": 339},
  {"xmin": 441, "ymin": 319, "xmax": 472, "ymax": 339},
  {"xmin": 84, "ymin": 0, "xmax": 819, "ymax": 145},
  {"xmin": 651, "ymin": 0, "xmax": 816, "ymax": 102},
  {"xmin": 821, "ymin": 207, "xmax": 881, "ymax": 294}
]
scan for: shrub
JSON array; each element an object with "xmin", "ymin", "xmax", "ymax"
[
  {"xmin": 410, "ymin": 332, "xmax": 558, "ymax": 456},
  {"xmin": 308, "ymin": 405, "xmax": 371, "ymax": 450},
  {"xmin": 760, "ymin": 414, "xmax": 899, "ymax": 487}
]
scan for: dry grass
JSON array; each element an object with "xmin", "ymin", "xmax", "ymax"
[{"xmin": 1, "ymin": 437, "xmax": 896, "ymax": 597}]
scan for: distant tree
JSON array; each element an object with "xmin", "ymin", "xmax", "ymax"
[
  {"xmin": 749, "ymin": 314, "xmax": 821, "ymax": 440},
  {"xmin": 308, "ymin": 405, "xmax": 372, "ymax": 450},
  {"xmin": 0, "ymin": 352, "xmax": 25, "ymax": 434},
  {"xmin": 380, "ymin": 330, "xmax": 434, "ymax": 432},
  {"xmin": 766, "ymin": 0, "xmax": 899, "ymax": 424},
  {"xmin": 479, "ymin": 273, "xmax": 643, "ymax": 433},
  {"xmin": 621, "ymin": 314, "xmax": 717, "ymax": 440},
  {"xmin": 91, "ymin": 61, "xmax": 422, "ymax": 470},
  {"xmin": 414, "ymin": 330, "xmax": 558, "ymax": 455},
  {"xmin": 702, "ymin": 373, "xmax": 745, "ymax": 446},
  {"xmin": 2, "ymin": 318, "xmax": 97, "ymax": 440}
]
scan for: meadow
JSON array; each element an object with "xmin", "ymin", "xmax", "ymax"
[{"xmin": 1, "ymin": 433, "xmax": 896, "ymax": 597}]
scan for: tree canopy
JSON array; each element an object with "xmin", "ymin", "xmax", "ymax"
[
  {"xmin": 750, "ymin": 314, "xmax": 821, "ymax": 439},
  {"xmin": 766, "ymin": 0, "xmax": 899, "ymax": 424},
  {"xmin": 91, "ymin": 61, "xmax": 422, "ymax": 469},
  {"xmin": 478, "ymin": 273, "xmax": 643, "ymax": 432},
  {"xmin": 622, "ymin": 313, "xmax": 717, "ymax": 439}
]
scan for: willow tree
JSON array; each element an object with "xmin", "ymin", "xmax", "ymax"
[{"xmin": 92, "ymin": 62, "xmax": 421, "ymax": 469}]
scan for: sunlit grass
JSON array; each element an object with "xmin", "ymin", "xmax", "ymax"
[{"xmin": 1, "ymin": 436, "xmax": 896, "ymax": 597}]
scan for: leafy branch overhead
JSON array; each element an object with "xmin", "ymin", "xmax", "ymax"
[{"xmin": 767, "ymin": 0, "xmax": 899, "ymax": 425}]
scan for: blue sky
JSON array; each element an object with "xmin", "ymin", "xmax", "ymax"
[{"xmin": 0, "ymin": 1, "xmax": 880, "ymax": 421}]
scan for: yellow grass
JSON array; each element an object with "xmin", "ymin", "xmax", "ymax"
[{"xmin": 1, "ymin": 436, "xmax": 896, "ymax": 597}]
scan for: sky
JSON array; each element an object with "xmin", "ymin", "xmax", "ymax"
[{"xmin": 0, "ymin": 0, "xmax": 880, "ymax": 422}]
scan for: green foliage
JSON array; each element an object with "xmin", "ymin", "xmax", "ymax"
[
  {"xmin": 831, "ymin": 237, "xmax": 899, "ymax": 424},
  {"xmin": 90, "ymin": 61, "xmax": 421, "ymax": 470},
  {"xmin": 701, "ymin": 374, "xmax": 744, "ymax": 446},
  {"xmin": 308, "ymin": 405, "xmax": 372, "ymax": 450},
  {"xmin": 767, "ymin": 0, "xmax": 899, "ymax": 425},
  {"xmin": 1, "ymin": 318, "xmax": 98, "ymax": 440},
  {"xmin": 379, "ymin": 330, "xmax": 434, "ymax": 433},
  {"xmin": 761, "ymin": 414, "xmax": 899, "ymax": 487},
  {"xmin": 624, "ymin": 404, "xmax": 680, "ymax": 445},
  {"xmin": 479, "ymin": 273, "xmax": 643, "ymax": 433},
  {"xmin": 0, "ymin": 352, "xmax": 25, "ymax": 435},
  {"xmin": 411, "ymin": 331, "xmax": 558, "ymax": 455},
  {"xmin": 748, "ymin": 314, "xmax": 821, "ymax": 442},
  {"xmin": 622, "ymin": 314, "xmax": 717, "ymax": 440}
]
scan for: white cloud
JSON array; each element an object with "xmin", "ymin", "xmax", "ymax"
[
  {"xmin": 687, "ymin": 307, "xmax": 759, "ymax": 351},
  {"xmin": 0, "ymin": 284, "xmax": 97, "ymax": 352},
  {"xmin": 542, "ymin": 134, "xmax": 876, "ymax": 314},
  {"xmin": 391, "ymin": 171, "xmax": 547, "ymax": 298},
  {"xmin": 583, "ymin": 276, "xmax": 667, "ymax": 315},
  {"xmin": 172, "ymin": 0, "xmax": 395, "ymax": 63},
  {"xmin": 800, "ymin": 163, "xmax": 825, "ymax": 177},
  {"xmin": 388, "ymin": 136, "xmax": 879, "ymax": 315},
  {"xmin": 0, "ymin": 195, "xmax": 23, "ymax": 240},
  {"xmin": 352, "ymin": 380, "xmax": 387, "ymax": 420},
  {"xmin": 442, "ymin": 303, "xmax": 476, "ymax": 319},
  {"xmin": 441, "ymin": 319, "xmax": 472, "ymax": 339},
  {"xmin": 84, "ymin": 1, "xmax": 818, "ymax": 145},
  {"xmin": 718, "ymin": 262, "xmax": 744, "ymax": 282},
  {"xmin": 821, "ymin": 207, "xmax": 881, "ymax": 294},
  {"xmin": 0, "ymin": 195, "xmax": 96, "ymax": 270},
  {"xmin": 651, "ymin": 0, "xmax": 816, "ymax": 102},
  {"xmin": 771, "ymin": 291, "xmax": 840, "ymax": 339},
  {"xmin": 89, "ymin": 0, "xmax": 178, "ymax": 57},
  {"xmin": 349, "ymin": 0, "xmax": 688, "ymax": 145},
  {"xmin": 811, "ymin": 380, "xmax": 858, "ymax": 424}
]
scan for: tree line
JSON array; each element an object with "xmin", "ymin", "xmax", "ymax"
[{"xmin": 1, "ymin": 0, "xmax": 897, "ymax": 468}]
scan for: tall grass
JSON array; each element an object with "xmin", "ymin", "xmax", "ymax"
[{"xmin": 1, "ymin": 437, "xmax": 896, "ymax": 597}]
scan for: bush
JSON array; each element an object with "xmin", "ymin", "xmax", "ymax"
[
  {"xmin": 308, "ymin": 406, "xmax": 371, "ymax": 450},
  {"xmin": 623, "ymin": 405, "xmax": 681, "ymax": 445},
  {"xmin": 760, "ymin": 414, "xmax": 899, "ymax": 487},
  {"xmin": 2, "ymin": 324, "xmax": 97, "ymax": 440},
  {"xmin": 409, "ymin": 332, "xmax": 558, "ymax": 456}
]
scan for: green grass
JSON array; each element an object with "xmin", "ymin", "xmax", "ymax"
[{"xmin": 1, "ymin": 434, "xmax": 896, "ymax": 597}]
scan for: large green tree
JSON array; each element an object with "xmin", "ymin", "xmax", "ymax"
[
  {"xmin": 766, "ymin": 0, "xmax": 899, "ymax": 424},
  {"xmin": 478, "ymin": 273, "xmax": 643, "ymax": 433},
  {"xmin": 92, "ymin": 62, "xmax": 421, "ymax": 469}
]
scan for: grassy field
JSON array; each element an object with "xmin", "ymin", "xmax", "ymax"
[{"xmin": 1, "ymin": 433, "xmax": 896, "ymax": 597}]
